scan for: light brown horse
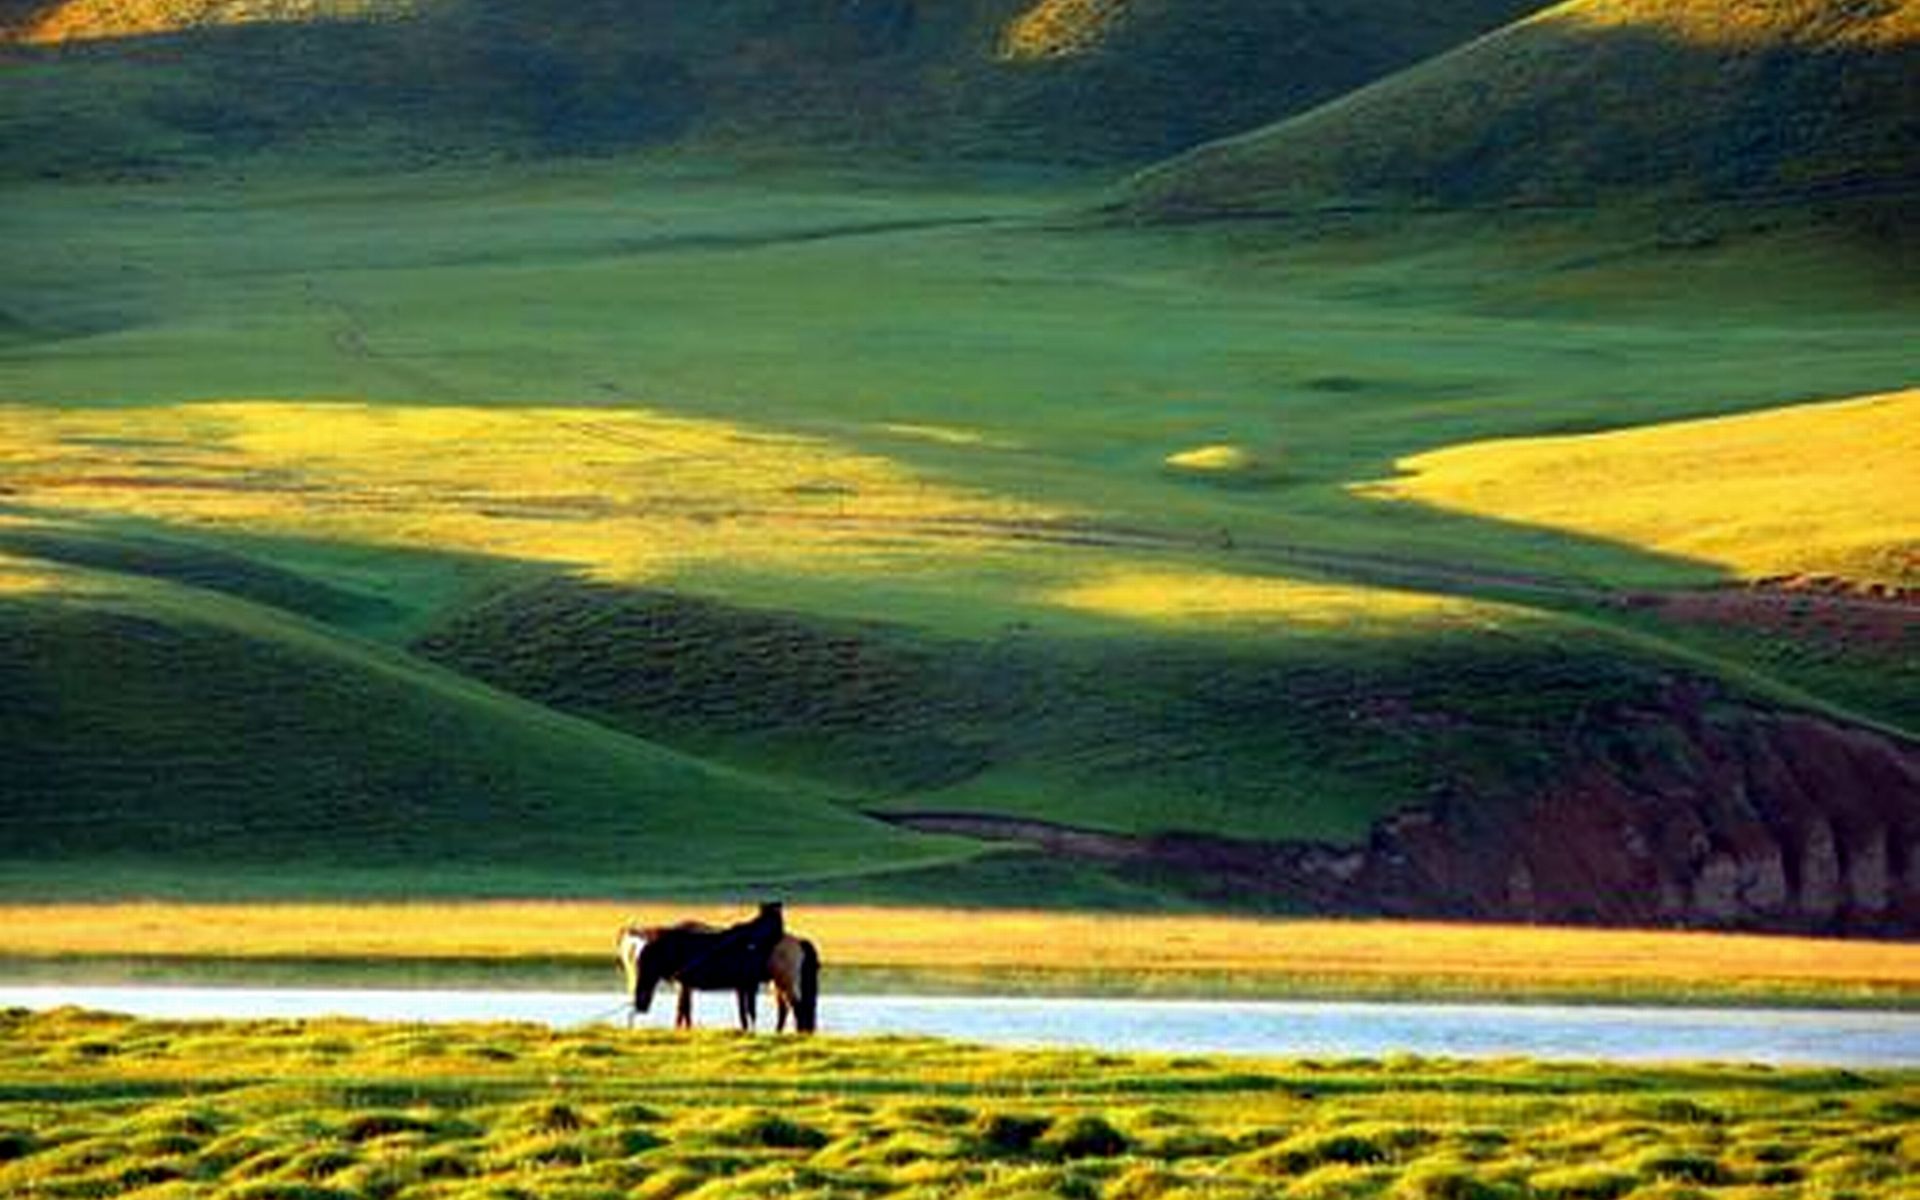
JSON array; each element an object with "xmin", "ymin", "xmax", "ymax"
[
  {"xmin": 765, "ymin": 933, "xmax": 821, "ymax": 1033},
  {"xmin": 616, "ymin": 920, "xmax": 819, "ymax": 1033}
]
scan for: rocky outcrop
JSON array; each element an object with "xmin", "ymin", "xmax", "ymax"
[
  {"xmin": 887, "ymin": 686, "xmax": 1920, "ymax": 935},
  {"xmin": 1361, "ymin": 688, "xmax": 1920, "ymax": 934}
]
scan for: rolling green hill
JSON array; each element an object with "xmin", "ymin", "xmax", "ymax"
[
  {"xmin": 0, "ymin": 162, "xmax": 1913, "ymax": 922},
  {"xmin": 0, "ymin": 0, "xmax": 1541, "ymax": 176},
  {"xmin": 1116, "ymin": 0, "xmax": 1920, "ymax": 218},
  {"xmin": 0, "ymin": 516, "xmax": 1667, "ymax": 898},
  {"xmin": 0, "ymin": 542, "xmax": 974, "ymax": 898},
  {"xmin": 1, "ymin": 0, "xmax": 1915, "ymax": 926}
]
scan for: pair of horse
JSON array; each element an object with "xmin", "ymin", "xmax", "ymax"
[{"xmin": 616, "ymin": 904, "xmax": 820, "ymax": 1033}]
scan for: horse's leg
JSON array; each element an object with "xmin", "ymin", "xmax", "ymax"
[
  {"xmin": 736, "ymin": 985, "xmax": 757, "ymax": 1032},
  {"xmin": 775, "ymin": 984, "xmax": 792, "ymax": 1033},
  {"xmin": 676, "ymin": 986, "xmax": 693, "ymax": 1030}
]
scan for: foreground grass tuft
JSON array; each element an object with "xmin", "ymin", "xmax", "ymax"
[{"xmin": 0, "ymin": 1009, "xmax": 1912, "ymax": 1199}]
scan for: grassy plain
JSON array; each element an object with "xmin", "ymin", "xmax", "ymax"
[
  {"xmin": 6, "ymin": 168, "xmax": 1910, "ymax": 606},
  {"xmin": 2, "ymin": 905, "xmax": 1916, "ymax": 1006},
  {"xmin": 0, "ymin": 1006, "xmax": 1915, "ymax": 1200},
  {"xmin": 1, "ymin": 161, "xmax": 1914, "ymax": 900}
]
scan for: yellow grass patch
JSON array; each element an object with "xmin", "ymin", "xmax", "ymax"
[
  {"xmin": 1359, "ymin": 389, "xmax": 1920, "ymax": 585},
  {"xmin": 7, "ymin": 0, "xmax": 414, "ymax": 45},
  {"xmin": 1047, "ymin": 568, "xmax": 1504, "ymax": 628},
  {"xmin": 1548, "ymin": 0, "xmax": 1920, "ymax": 50},
  {"xmin": 1162, "ymin": 442, "xmax": 1282, "ymax": 487},
  {"xmin": 1, "ymin": 903, "xmax": 1914, "ymax": 1000},
  {"xmin": 0, "ymin": 517, "xmax": 80, "ymax": 593},
  {"xmin": 0, "ymin": 400, "xmax": 1064, "ymax": 586},
  {"xmin": 0, "ymin": 556, "xmax": 58, "ymax": 594},
  {"xmin": 1163, "ymin": 444, "xmax": 1257, "ymax": 473},
  {"xmin": 999, "ymin": 0, "xmax": 1131, "ymax": 60}
]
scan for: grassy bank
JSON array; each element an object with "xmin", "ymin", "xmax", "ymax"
[
  {"xmin": 2, "ymin": 905, "xmax": 1916, "ymax": 1008},
  {"xmin": 0, "ymin": 1007, "xmax": 1914, "ymax": 1200}
]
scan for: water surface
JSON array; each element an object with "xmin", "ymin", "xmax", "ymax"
[{"xmin": 3, "ymin": 984, "xmax": 1914, "ymax": 1066}]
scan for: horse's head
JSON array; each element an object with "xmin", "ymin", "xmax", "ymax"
[
  {"xmin": 754, "ymin": 902, "xmax": 784, "ymax": 937},
  {"xmin": 629, "ymin": 931, "xmax": 679, "ymax": 1014},
  {"xmin": 615, "ymin": 926, "xmax": 650, "ymax": 1010}
]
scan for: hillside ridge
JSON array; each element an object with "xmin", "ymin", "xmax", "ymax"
[
  {"xmin": 0, "ymin": 554, "xmax": 969, "ymax": 896},
  {"xmin": 1116, "ymin": 0, "xmax": 1920, "ymax": 218},
  {"xmin": 0, "ymin": 0, "xmax": 1543, "ymax": 174}
]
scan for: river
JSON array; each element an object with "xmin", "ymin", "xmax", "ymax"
[{"xmin": 2, "ymin": 985, "xmax": 1914, "ymax": 1066}]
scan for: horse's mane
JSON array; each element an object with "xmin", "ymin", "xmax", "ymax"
[
  {"xmin": 638, "ymin": 911, "xmax": 781, "ymax": 990},
  {"xmin": 622, "ymin": 911, "xmax": 774, "ymax": 939},
  {"xmin": 618, "ymin": 920, "xmax": 719, "ymax": 946}
]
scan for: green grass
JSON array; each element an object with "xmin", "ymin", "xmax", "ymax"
[
  {"xmin": 0, "ymin": 0, "xmax": 1538, "ymax": 174},
  {"xmin": 0, "ymin": 160, "xmax": 1914, "ymax": 905},
  {"xmin": 0, "ymin": 1008, "xmax": 1914, "ymax": 1200},
  {"xmin": 1603, "ymin": 612, "xmax": 1920, "ymax": 735},
  {"xmin": 5, "ymin": 170, "xmax": 1909, "ymax": 580},
  {"xmin": 0, "ymin": 556, "xmax": 976, "ymax": 897},
  {"xmin": 1115, "ymin": 0, "xmax": 1920, "ymax": 218},
  {"xmin": 414, "ymin": 573, "xmax": 1682, "ymax": 844}
]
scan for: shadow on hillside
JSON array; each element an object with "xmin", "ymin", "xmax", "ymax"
[
  {"xmin": 5, "ymin": 492, "xmax": 1907, "ymax": 912},
  {"xmin": 0, "ymin": 0, "xmax": 1541, "ymax": 176},
  {"xmin": 0, "ymin": 18, "xmax": 699, "ymax": 172},
  {"xmin": 0, "ymin": 0, "xmax": 57, "ymax": 36},
  {"xmin": 1117, "ymin": 13, "xmax": 1920, "ymax": 222},
  {"xmin": 0, "ymin": 523, "xmax": 407, "ymax": 628},
  {"xmin": 407, "ymin": 556, "xmax": 1719, "ymax": 820}
]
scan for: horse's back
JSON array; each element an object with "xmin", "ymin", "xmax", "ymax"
[
  {"xmin": 660, "ymin": 925, "xmax": 767, "ymax": 989},
  {"xmin": 634, "ymin": 924, "xmax": 714, "ymax": 980}
]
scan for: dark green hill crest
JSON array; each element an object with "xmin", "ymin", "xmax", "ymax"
[
  {"xmin": 1115, "ymin": 0, "xmax": 1920, "ymax": 217},
  {"xmin": 0, "ymin": 558, "xmax": 965, "ymax": 896},
  {"xmin": 0, "ymin": 0, "xmax": 1539, "ymax": 174}
]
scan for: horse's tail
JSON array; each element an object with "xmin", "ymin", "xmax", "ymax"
[{"xmin": 795, "ymin": 938, "xmax": 821, "ymax": 1034}]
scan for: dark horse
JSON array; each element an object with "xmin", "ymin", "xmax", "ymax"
[{"xmin": 617, "ymin": 903, "xmax": 820, "ymax": 1033}]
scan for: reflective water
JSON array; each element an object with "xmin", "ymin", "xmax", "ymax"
[{"xmin": 3, "ymin": 985, "xmax": 1914, "ymax": 1065}]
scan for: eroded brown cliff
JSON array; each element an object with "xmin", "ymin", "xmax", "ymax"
[
  {"xmin": 1360, "ymin": 687, "xmax": 1919, "ymax": 934},
  {"xmin": 892, "ymin": 684, "xmax": 1920, "ymax": 935}
]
